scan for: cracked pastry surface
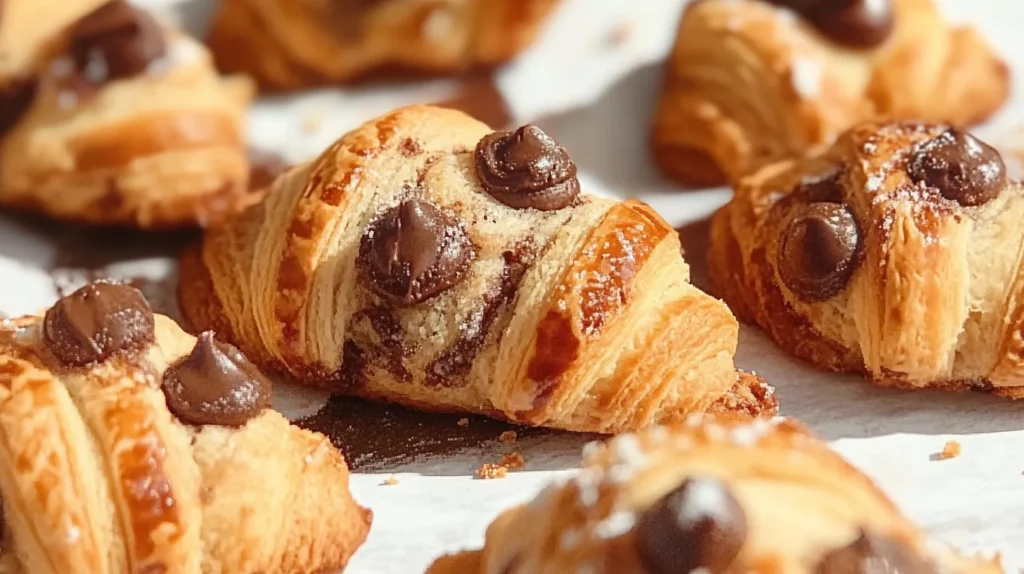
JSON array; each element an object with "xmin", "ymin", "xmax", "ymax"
[
  {"xmin": 177, "ymin": 105, "xmax": 777, "ymax": 433},
  {"xmin": 427, "ymin": 417, "xmax": 1000, "ymax": 574},
  {"xmin": 651, "ymin": 0, "xmax": 1009, "ymax": 187},
  {"xmin": 0, "ymin": 0, "xmax": 254, "ymax": 228},
  {"xmin": 206, "ymin": 0, "xmax": 561, "ymax": 90},
  {"xmin": 0, "ymin": 281, "xmax": 370, "ymax": 573},
  {"xmin": 709, "ymin": 119, "xmax": 1024, "ymax": 396}
]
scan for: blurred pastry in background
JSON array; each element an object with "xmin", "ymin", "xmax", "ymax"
[
  {"xmin": 428, "ymin": 417, "xmax": 1000, "ymax": 574},
  {"xmin": 651, "ymin": 0, "xmax": 1009, "ymax": 187},
  {"xmin": 709, "ymin": 119, "xmax": 1024, "ymax": 397},
  {"xmin": 0, "ymin": 0, "xmax": 254, "ymax": 229},
  {"xmin": 206, "ymin": 0, "xmax": 562, "ymax": 91}
]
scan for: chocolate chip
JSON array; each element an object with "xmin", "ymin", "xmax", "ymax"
[
  {"xmin": 358, "ymin": 199, "xmax": 475, "ymax": 306},
  {"xmin": 908, "ymin": 128, "xmax": 1006, "ymax": 207},
  {"xmin": 475, "ymin": 125, "xmax": 580, "ymax": 211},
  {"xmin": 0, "ymin": 77, "xmax": 37, "ymax": 136},
  {"xmin": 43, "ymin": 281, "xmax": 155, "ymax": 367},
  {"xmin": 815, "ymin": 530, "xmax": 936, "ymax": 574},
  {"xmin": 162, "ymin": 332, "xmax": 272, "ymax": 427},
  {"xmin": 768, "ymin": 0, "xmax": 894, "ymax": 48},
  {"xmin": 777, "ymin": 202, "xmax": 861, "ymax": 302},
  {"xmin": 635, "ymin": 477, "xmax": 747, "ymax": 574},
  {"xmin": 69, "ymin": 0, "xmax": 167, "ymax": 84}
]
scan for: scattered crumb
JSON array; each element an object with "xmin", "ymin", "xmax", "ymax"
[
  {"xmin": 500, "ymin": 452, "xmax": 526, "ymax": 470},
  {"xmin": 476, "ymin": 463, "xmax": 508, "ymax": 480},
  {"xmin": 932, "ymin": 440, "xmax": 961, "ymax": 461},
  {"xmin": 380, "ymin": 475, "xmax": 400, "ymax": 486},
  {"xmin": 605, "ymin": 22, "xmax": 633, "ymax": 48},
  {"xmin": 499, "ymin": 430, "xmax": 517, "ymax": 443},
  {"xmin": 457, "ymin": 418, "xmax": 470, "ymax": 427}
]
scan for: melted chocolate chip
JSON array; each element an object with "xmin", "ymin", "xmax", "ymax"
[
  {"xmin": 43, "ymin": 281, "xmax": 155, "ymax": 367},
  {"xmin": 68, "ymin": 0, "xmax": 167, "ymax": 85},
  {"xmin": 0, "ymin": 77, "xmax": 37, "ymax": 136},
  {"xmin": 908, "ymin": 128, "xmax": 1006, "ymax": 207},
  {"xmin": 475, "ymin": 125, "xmax": 580, "ymax": 211},
  {"xmin": 768, "ymin": 0, "xmax": 894, "ymax": 48},
  {"xmin": 815, "ymin": 531, "xmax": 936, "ymax": 574},
  {"xmin": 358, "ymin": 199, "xmax": 475, "ymax": 306},
  {"xmin": 777, "ymin": 202, "xmax": 860, "ymax": 302},
  {"xmin": 635, "ymin": 477, "xmax": 747, "ymax": 574},
  {"xmin": 162, "ymin": 332, "xmax": 272, "ymax": 426}
]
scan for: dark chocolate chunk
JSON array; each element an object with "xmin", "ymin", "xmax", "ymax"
[
  {"xmin": 68, "ymin": 0, "xmax": 167, "ymax": 84},
  {"xmin": 768, "ymin": 0, "xmax": 894, "ymax": 48},
  {"xmin": 43, "ymin": 281, "xmax": 155, "ymax": 367},
  {"xmin": 358, "ymin": 199, "xmax": 475, "ymax": 306},
  {"xmin": 475, "ymin": 125, "xmax": 580, "ymax": 211},
  {"xmin": 635, "ymin": 477, "xmax": 747, "ymax": 574},
  {"xmin": 777, "ymin": 202, "xmax": 861, "ymax": 302},
  {"xmin": 815, "ymin": 530, "xmax": 936, "ymax": 574},
  {"xmin": 0, "ymin": 77, "xmax": 37, "ymax": 136},
  {"xmin": 908, "ymin": 128, "xmax": 1006, "ymax": 207},
  {"xmin": 162, "ymin": 332, "xmax": 272, "ymax": 426}
]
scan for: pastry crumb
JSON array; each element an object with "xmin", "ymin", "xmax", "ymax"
[
  {"xmin": 500, "ymin": 452, "xmax": 525, "ymax": 470},
  {"xmin": 933, "ymin": 440, "xmax": 961, "ymax": 460},
  {"xmin": 457, "ymin": 418, "xmax": 470, "ymax": 427},
  {"xmin": 380, "ymin": 475, "xmax": 400, "ymax": 486},
  {"xmin": 476, "ymin": 463, "xmax": 507, "ymax": 479},
  {"xmin": 605, "ymin": 22, "xmax": 633, "ymax": 48},
  {"xmin": 499, "ymin": 430, "xmax": 517, "ymax": 443}
]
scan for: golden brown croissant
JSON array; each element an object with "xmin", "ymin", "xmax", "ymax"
[
  {"xmin": 651, "ymin": 0, "xmax": 1009, "ymax": 187},
  {"xmin": 709, "ymin": 119, "xmax": 1024, "ymax": 397},
  {"xmin": 0, "ymin": 281, "xmax": 370, "ymax": 573},
  {"xmin": 206, "ymin": 0, "xmax": 561, "ymax": 91},
  {"xmin": 427, "ymin": 417, "xmax": 1001, "ymax": 574},
  {"xmin": 0, "ymin": 0, "xmax": 254, "ymax": 228},
  {"xmin": 177, "ymin": 105, "xmax": 778, "ymax": 433}
]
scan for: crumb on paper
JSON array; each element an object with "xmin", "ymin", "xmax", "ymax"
[
  {"xmin": 476, "ymin": 463, "xmax": 507, "ymax": 480},
  {"xmin": 499, "ymin": 430, "xmax": 517, "ymax": 443},
  {"xmin": 457, "ymin": 418, "xmax": 469, "ymax": 427},
  {"xmin": 500, "ymin": 452, "xmax": 525, "ymax": 470},
  {"xmin": 380, "ymin": 475, "xmax": 400, "ymax": 486},
  {"xmin": 605, "ymin": 22, "xmax": 633, "ymax": 48},
  {"xmin": 933, "ymin": 440, "xmax": 961, "ymax": 461},
  {"xmin": 300, "ymin": 109, "xmax": 324, "ymax": 134}
]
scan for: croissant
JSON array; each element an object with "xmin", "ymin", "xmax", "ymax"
[
  {"xmin": 427, "ymin": 416, "xmax": 1001, "ymax": 574},
  {"xmin": 709, "ymin": 119, "xmax": 1024, "ymax": 397},
  {"xmin": 651, "ymin": 0, "xmax": 1009, "ymax": 187},
  {"xmin": 0, "ymin": 281, "xmax": 371, "ymax": 573},
  {"xmin": 206, "ymin": 0, "xmax": 561, "ymax": 91},
  {"xmin": 0, "ymin": 0, "xmax": 254, "ymax": 228},
  {"xmin": 177, "ymin": 105, "xmax": 778, "ymax": 433}
]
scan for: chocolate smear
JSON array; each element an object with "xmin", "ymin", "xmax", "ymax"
[
  {"xmin": 815, "ymin": 530, "xmax": 935, "ymax": 574},
  {"xmin": 68, "ymin": 0, "xmax": 167, "ymax": 85}
]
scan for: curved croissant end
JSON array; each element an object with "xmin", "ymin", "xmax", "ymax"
[
  {"xmin": 651, "ymin": 0, "xmax": 1009, "ymax": 187},
  {"xmin": 178, "ymin": 105, "xmax": 777, "ymax": 433},
  {"xmin": 206, "ymin": 0, "xmax": 562, "ymax": 90},
  {"xmin": 0, "ymin": 284, "xmax": 370, "ymax": 573},
  {"xmin": 427, "ymin": 417, "xmax": 999, "ymax": 574},
  {"xmin": 710, "ymin": 119, "xmax": 1024, "ymax": 397}
]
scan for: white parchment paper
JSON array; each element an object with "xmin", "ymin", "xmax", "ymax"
[{"xmin": 1, "ymin": 1, "xmax": 1022, "ymax": 572}]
